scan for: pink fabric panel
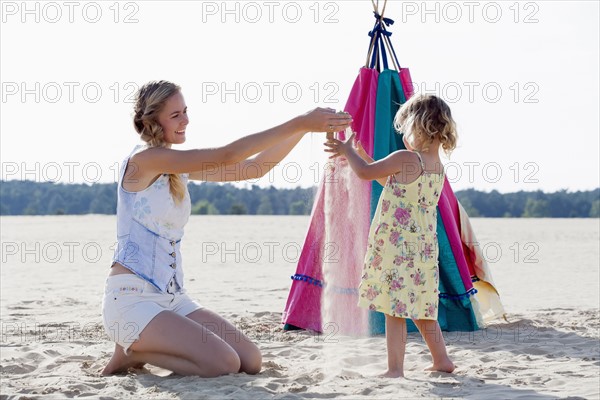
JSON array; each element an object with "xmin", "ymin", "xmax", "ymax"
[
  {"xmin": 281, "ymin": 68, "xmax": 379, "ymax": 332},
  {"xmin": 321, "ymin": 162, "xmax": 371, "ymax": 335},
  {"xmin": 341, "ymin": 68, "xmax": 379, "ymax": 156},
  {"xmin": 399, "ymin": 68, "xmax": 414, "ymax": 99},
  {"xmin": 441, "ymin": 179, "xmax": 478, "ymax": 278},
  {"xmin": 438, "ymin": 176, "xmax": 474, "ymax": 291},
  {"xmin": 281, "ymin": 181, "xmax": 325, "ymax": 331}
]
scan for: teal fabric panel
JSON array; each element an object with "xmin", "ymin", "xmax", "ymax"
[
  {"xmin": 369, "ymin": 69, "xmax": 407, "ymax": 335},
  {"xmin": 368, "ymin": 70, "xmax": 479, "ymax": 335}
]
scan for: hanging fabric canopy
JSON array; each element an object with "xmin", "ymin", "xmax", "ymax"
[{"xmin": 282, "ymin": 0, "xmax": 505, "ymax": 336}]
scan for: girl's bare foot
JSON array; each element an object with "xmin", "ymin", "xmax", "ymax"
[
  {"xmin": 101, "ymin": 344, "xmax": 146, "ymax": 375},
  {"xmin": 425, "ymin": 361, "xmax": 456, "ymax": 373},
  {"xmin": 378, "ymin": 369, "xmax": 404, "ymax": 378}
]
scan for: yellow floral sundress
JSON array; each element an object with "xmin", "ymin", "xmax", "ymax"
[{"xmin": 357, "ymin": 152, "xmax": 445, "ymax": 320}]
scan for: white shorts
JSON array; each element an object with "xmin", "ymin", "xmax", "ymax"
[{"xmin": 101, "ymin": 274, "xmax": 203, "ymax": 355}]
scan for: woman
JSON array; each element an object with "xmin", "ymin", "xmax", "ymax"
[{"xmin": 101, "ymin": 80, "xmax": 352, "ymax": 377}]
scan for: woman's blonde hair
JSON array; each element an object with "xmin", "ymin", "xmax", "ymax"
[
  {"xmin": 393, "ymin": 94, "xmax": 458, "ymax": 156},
  {"xmin": 133, "ymin": 80, "xmax": 186, "ymax": 204}
]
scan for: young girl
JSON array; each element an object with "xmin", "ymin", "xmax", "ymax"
[
  {"xmin": 324, "ymin": 94, "xmax": 457, "ymax": 378},
  {"xmin": 101, "ymin": 80, "xmax": 352, "ymax": 377}
]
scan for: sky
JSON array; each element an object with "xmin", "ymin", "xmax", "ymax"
[{"xmin": 1, "ymin": 0, "xmax": 599, "ymax": 193}]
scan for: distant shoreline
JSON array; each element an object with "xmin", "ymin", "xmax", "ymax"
[
  {"xmin": 0, "ymin": 215, "xmax": 596, "ymax": 220},
  {"xmin": 1, "ymin": 180, "xmax": 598, "ymax": 218}
]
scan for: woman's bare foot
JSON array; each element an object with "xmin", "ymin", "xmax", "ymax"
[
  {"xmin": 101, "ymin": 344, "xmax": 146, "ymax": 375},
  {"xmin": 378, "ymin": 369, "xmax": 404, "ymax": 378},
  {"xmin": 425, "ymin": 361, "xmax": 456, "ymax": 373}
]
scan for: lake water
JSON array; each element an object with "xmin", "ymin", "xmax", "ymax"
[{"xmin": 1, "ymin": 216, "xmax": 598, "ymax": 319}]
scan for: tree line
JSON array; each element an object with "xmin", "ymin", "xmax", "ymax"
[{"xmin": 0, "ymin": 180, "xmax": 598, "ymax": 218}]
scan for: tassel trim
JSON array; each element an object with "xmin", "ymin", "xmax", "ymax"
[
  {"xmin": 291, "ymin": 274, "xmax": 479, "ymax": 299},
  {"xmin": 290, "ymin": 274, "xmax": 358, "ymax": 295},
  {"xmin": 291, "ymin": 274, "xmax": 323, "ymax": 288},
  {"xmin": 438, "ymin": 288, "xmax": 478, "ymax": 300}
]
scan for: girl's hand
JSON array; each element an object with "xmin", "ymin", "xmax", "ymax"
[
  {"xmin": 300, "ymin": 108, "xmax": 353, "ymax": 133},
  {"xmin": 324, "ymin": 131, "xmax": 356, "ymax": 159}
]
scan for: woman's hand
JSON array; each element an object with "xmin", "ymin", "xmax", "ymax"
[
  {"xmin": 299, "ymin": 108, "xmax": 353, "ymax": 133},
  {"xmin": 323, "ymin": 131, "xmax": 357, "ymax": 159}
]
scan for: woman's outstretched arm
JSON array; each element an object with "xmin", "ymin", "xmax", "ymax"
[
  {"xmin": 188, "ymin": 131, "xmax": 305, "ymax": 182},
  {"xmin": 133, "ymin": 109, "xmax": 352, "ymax": 176}
]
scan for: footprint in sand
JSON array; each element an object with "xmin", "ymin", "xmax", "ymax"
[
  {"xmin": 478, "ymin": 355, "xmax": 494, "ymax": 363},
  {"xmin": 482, "ymin": 373, "xmax": 499, "ymax": 380},
  {"xmin": 339, "ymin": 369, "xmax": 363, "ymax": 379},
  {"xmin": 263, "ymin": 361, "xmax": 284, "ymax": 370},
  {"xmin": 276, "ymin": 349, "xmax": 291, "ymax": 356},
  {"xmin": 254, "ymin": 311, "xmax": 275, "ymax": 318},
  {"xmin": 64, "ymin": 355, "xmax": 95, "ymax": 361},
  {"xmin": 261, "ymin": 361, "xmax": 286, "ymax": 378},
  {"xmin": 288, "ymin": 384, "xmax": 307, "ymax": 393},
  {"xmin": 0, "ymin": 364, "xmax": 37, "ymax": 374}
]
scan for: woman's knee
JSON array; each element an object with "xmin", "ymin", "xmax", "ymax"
[
  {"xmin": 241, "ymin": 344, "xmax": 262, "ymax": 375},
  {"xmin": 191, "ymin": 350, "xmax": 240, "ymax": 377},
  {"xmin": 214, "ymin": 348, "xmax": 242, "ymax": 375}
]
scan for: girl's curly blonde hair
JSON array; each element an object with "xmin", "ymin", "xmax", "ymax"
[
  {"xmin": 133, "ymin": 80, "xmax": 186, "ymax": 204},
  {"xmin": 394, "ymin": 94, "xmax": 458, "ymax": 157}
]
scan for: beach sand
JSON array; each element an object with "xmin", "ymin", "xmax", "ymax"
[{"xmin": 1, "ymin": 215, "xmax": 599, "ymax": 399}]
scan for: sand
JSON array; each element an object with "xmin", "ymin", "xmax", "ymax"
[{"xmin": 1, "ymin": 215, "xmax": 599, "ymax": 399}]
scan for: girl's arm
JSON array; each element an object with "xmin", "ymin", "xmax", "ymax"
[
  {"xmin": 133, "ymin": 109, "xmax": 352, "ymax": 176},
  {"xmin": 325, "ymin": 133, "xmax": 411, "ymax": 182},
  {"xmin": 354, "ymin": 141, "xmax": 387, "ymax": 187},
  {"xmin": 189, "ymin": 132, "xmax": 304, "ymax": 182}
]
